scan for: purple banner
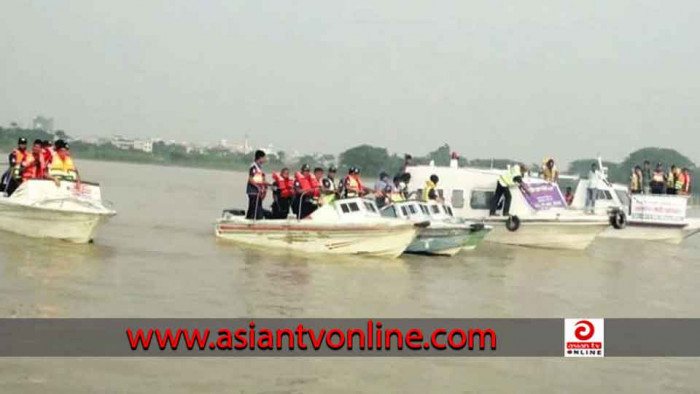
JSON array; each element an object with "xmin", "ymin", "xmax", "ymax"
[{"xmin": 521, "ymin": 180, "xmax": 567, "ymax": 210}]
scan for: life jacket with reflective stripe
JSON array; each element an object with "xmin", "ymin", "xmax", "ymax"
[
  {"xmin": 422, "ymin": 180, "xmax": 436, "ymax": 202},
  {"xmin": 667, "ymin": 170, "xmax": 677, "ymax": 189},
  {"xmin": 630, "ymin": 172, "xmax": 641, "ymax": 191},
  {"xmin": 307, "ymin": 174, "xmax": 320, "ymax": 197},
  {"xmin": 294, "ymin": 172, "xmax": 312, "ymax": 195},
  {"xmin": 249, "ymin": 162, "xmax": 265, "ymax": 185},
  {"xmin": 21, "ymin": 153, "xmax": 46, "ymax": 181},
  {"xmin": 49, "ymin": 154, "xmax": 77, "ymax": 181},
  {"xmin": 10, "ymin": 149, "xmax": 28, "ymax": 180},
  {"xmin": 498, "ymin": 165, "xmax": 521, "ymax": 187},
  {"xmin": 272, "ymin": 173, "xmax": 294, "ymax": 198},
  {"xmin": 652, "ymin": 170, "xmax": 665, "ymax": 183},
  {"xmin": 344, "ymin": 175, "xmax": 362, "ymax": 197}
]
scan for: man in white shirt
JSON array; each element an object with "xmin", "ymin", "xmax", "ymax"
[{"xmin": 585, "ymin": 163, "xmax": 599, "ymax": 214}]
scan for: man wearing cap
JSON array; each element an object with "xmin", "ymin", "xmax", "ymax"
[
  {"xmin": 21, "ymin": 139, "xmax": 55, "ymax": 184},
  {"xmin": 246, "ymin": 150, "xmax": 268, "ymax": 220},
  {"xmin": 3, "ymin": 137, "xmax": 29, "ymax": 195},
  {"xmin": 49, "ymin": 140, "xmax": 80, "ymax": 184},
  {"xmin": 320, "ymin": 165, "xmax": 339, "ymax": 205}
]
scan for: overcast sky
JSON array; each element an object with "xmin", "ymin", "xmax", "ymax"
[{"xmin": 1, "ymin": 0, "xmax": 699, "ymax": 164}]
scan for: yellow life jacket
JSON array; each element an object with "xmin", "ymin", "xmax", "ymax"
[
  {"xmin": 652, "ymin": 171, "xmax": 665, "ymax": 183},
  {"xmin": 49, "ymin": 155, "xmax": 77, "ymax": 181},
  {"xmin": 667, "ymin": 170, "xmax": 677, "ymax": 189},
  {"xmin": 630, "ymin": 172, "xmax": 640, "ymax": 191},
  {"xmin": 498, "ymin": 165, "xmax": 521, "ymax": 187},
  {"xmin": 389, "ymin": 190, "xmax": 405, "ymax": 203},
  {"xmin": 675, "ymin": 172, "xmax": 684, "ymax": 191},
  {"xmin": 422, "ymin": 180, "xmax": 436, "ymax": 202}
]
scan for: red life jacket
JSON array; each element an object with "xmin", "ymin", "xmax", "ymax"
[
  {"xmin": 294, "ymin": 172, "xmax": 312, "ymax": 195},
  {"xmin": 42, "ymin": 148, "xmax": 53, "ymax": 165},
  {"xmin": 22, "ymin": 153, "xmax": 46, "ymax": 181},
  {"xmin": 307, "ymin": 174, "xmax": 320, "ymax": 197},
  {"xmin": 272, "ymin": 173, "xmax": 294, "ymax": 198}
]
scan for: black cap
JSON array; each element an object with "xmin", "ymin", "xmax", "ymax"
[
  {"xmin": 328, "ymin": 165, "xmax": 337, "ymax": 173},
  {"xmin": 353, "ymin": 167, "xmax": 361, "ymax": 174},
  {"xmin": 18, "ymin": 137, "xmax": 27, "ymax": 144},
  {"xmin": 54, "ymin": 139, "xmax": 66, "ymax": 149},
  {"xmin": 301, "ymin": 164, "xmax": 310, "ymax": 172}
]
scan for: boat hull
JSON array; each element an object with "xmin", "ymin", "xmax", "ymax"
[
  {"xmin": 461, "ymin": 228, "xmax": 491, "ymax": 251},
  {"xmin": 599, "ymin": 219, "xmax": 700, "ymax": 245},
  {"xmin": 0, "ymin": 203, "xmax": 112, "ymax": 243},
  {"xmin": 484, "ymin": 220, "xmax": 609, "ymax": 250},
  {"xmin": 215, "ymin": 221, "xmax": 417, "ymax": 258},
  {"xmin": 406, "ymin": 228, "xmax": 470, "ymax": 256}
]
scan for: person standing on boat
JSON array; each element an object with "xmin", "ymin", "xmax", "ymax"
[
  {"xmin": 320, "ymin": 165, "xmax": 338, "ymax": 205},
  {"xmin": 292, "ymin": 164, "xmax": 315, "ymax": 218},
  {"xmin": 489, "ymin": 164, "xmax": 526, "ymax": 217},
  {"xmin": 650, "ymin": 164, "xmax": 667, "ymax": 194},
  {"xmin": 422, "ymin": 174, "xmax": 442, "ymax": 202},
  {"xmin": 584, "ymin": 163, "xmax": 599, "ymax": 214},
  {"xmin": 541, "ymin": 158, "xmax": 559, "ymax": 183},
  {"xmin": 680, "ymin": 168, "xmax": 692, "ymax": 195},
  {"xmin": 271, "ymin": 168, "xmax": 294, "ymax": 219},
  {"xmin": 2, "ymin": 137, "xmax": 29, "ymax": 195},
  {"xmin": 374, "ymin": 172, "xmax": 390, "ymax": 208},
  {"xmin": 642, "ymin": 160, "xmax": 652, "ymax": 194},
  {"xmin": 630, "ymin": 166, "xmax": 643, "ymax": 194},
  {"xmin": 343, "ymin": 167, "xmax": 365, "ymax": 198},
  {"xmin": 245, "ymin": 150, "xmax": 268, "ymax": 220},
  {"xmin": 666, "ymin": 165, "xmax": 679, "ymax": 195}
]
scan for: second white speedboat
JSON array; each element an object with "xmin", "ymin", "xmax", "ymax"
[
  {"xmin": 215, "ymin": 197, "xmax": 418, "ymax": 258},
  {"xmin": 570, "ymin": 160, "xmax": 700, "ymax": 244},
  {"xmin": 406, "ymin": 160, "xmax": 609, "ymax": 250},
  {"xmin": 0, "ymin": 179, "xmax": 116, "ymax": 243}
]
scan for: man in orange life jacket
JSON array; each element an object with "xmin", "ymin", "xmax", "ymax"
[
  {"xmin": 21, "ymin": 139, "xmax": 55, "ymax": 184},
  {"xmin": 42, "ymin": 140, "xmax": 54, "ymax": 165},
  {"xmin": 292, "ymin": 164, "xmax": 315, "ymax": 218},
  {"xmin": 343, "ymin": 167, "xmax": 365, "ymax": 198},
  {"xmin": 679, "ymin": 168, "xmax": 692, "ymax": 196},
  {"xmin": 271, "ymin": 167, "xmax": 294, "ymax": 219},
  {"xmin": 246, "ymin": 150, "xmax": 269, "ymax": 220},
  {"xmin": 2, "ymin": 137, "xmax": 29, "ymax": 195}
]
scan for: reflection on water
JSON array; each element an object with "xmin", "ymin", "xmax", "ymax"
[{"xmin": 0, "ymin": 160, "xmax": 699, "ymax": 392}]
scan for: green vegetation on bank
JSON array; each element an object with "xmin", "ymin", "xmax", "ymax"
[{"xmin": 1, "ymin": 126, "xmax": 695, "ymax": 195}]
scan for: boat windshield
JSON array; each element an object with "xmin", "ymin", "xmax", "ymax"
[
  {"xmin": 615, "ymin": 190, "xmax": 630, "ymax": 207},
  {"xmin": 443, "ymin": 205, "xmax": 454, "ymax": 217}
]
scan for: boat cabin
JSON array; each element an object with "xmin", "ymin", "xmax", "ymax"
[
  {"xmin": 405, "ymin": 163, "xmax": 568, "ymax": 219},
  {"xmin": 308, "ymin": 197, "xmax": 383, "ymax": 222}
]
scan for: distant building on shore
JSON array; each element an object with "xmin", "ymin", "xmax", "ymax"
[
  {"xmin": 110, "ymin": 136, "xmax": 153, "ymax": 153},
  {"xmin": 32, "ymin": 116, "xmax": 54, "ymax": 133}
]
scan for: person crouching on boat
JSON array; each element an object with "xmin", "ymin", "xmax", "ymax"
[
  {"xmin": 422, "ymin": 174, "xmax": 443, "ymax": 202},
  {"xmin": 271, "ymin": 168, "xmax": 294, "ymax": 219},
  {"xmin": 489, "ymin": 164, "xmax": 526, "ymax": 217},
  {"xmin": 292, "ymin": 164, "xmax": 315, "ymax": 218},
  {"xmin": 49, "ymin": 140, "xmax": 81, "ymax": 185},
  {"xmin": 246, "ymin": 150, "xmax": 269, "ymax": 220},
  {"xmin": 343, "ymin": 167, "xmax": 365, "ymax": 198},
  {"xmin": 21, "ymin": 139, "xmax": 57, "ymax": 185}
]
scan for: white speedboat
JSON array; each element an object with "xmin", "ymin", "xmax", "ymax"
[
  {"xmin": 405, "ymin": 160, "xmax": 609, "ymax": 250},
  {"xmin": 215, "ymin": 197, "xmax": 418, "ymax": 258},
  {"xmin": 380, "ymin": 200, "xmax": 491, "ymax": 256},
  {"xmin": 0, "ymin": 179, "xmax": 116, "ymax": 243},
  {"xmin": 571, "ymin": 160, "xmax": 700, "ymax": 244}
]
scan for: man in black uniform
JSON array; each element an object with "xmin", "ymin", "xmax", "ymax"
[{"xmin": 246, "ymin": 150, "xmax": 269, "ymax": 219}]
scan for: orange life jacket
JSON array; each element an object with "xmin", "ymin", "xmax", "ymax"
[
  {"xmin": 683, "ymin": 173, "xmax": 692, "ymax": 194},
  {"xmin": 10, "ymin": 149, "xmax": 28, "ymax": 179},
  {"xmin": 344, "ymin": 175, "xmax": 364, "ymax": 197},
  {"xmin": 307, "ymin": 174, "xmax": 320, "ymax": 197},
  {"xmin": 22, "ymin": 153, "xmax": 47, "ymax": 181},
  {"xmin": 294, "ymin": 172, "xmax": 312, "ymax": 195},
  {"xmin": 272, "ymin": 173, "xmax": 294, "ymax": 198}
]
